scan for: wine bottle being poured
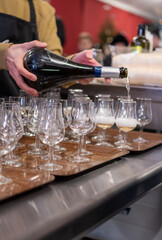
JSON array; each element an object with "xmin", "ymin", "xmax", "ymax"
[{"xmin": 23, "ymin": 47, "xmax": 128, "ymax": 92}]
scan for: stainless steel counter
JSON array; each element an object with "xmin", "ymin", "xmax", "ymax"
[{"xmin": 0, "ymin": 144, "xmax": 162, "ymax": 240}]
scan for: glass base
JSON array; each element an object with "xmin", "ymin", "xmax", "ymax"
[
  {"xmin": 28, "ymin": 142, "xmax": 45, "ymax": 149},
  {"xmin": 38, "ymin": 162, "xmax": 63, "ymax": 171},
  {"xmin": 81, "ymin": 149, "xmax": 93, "ymax": 156},
  {"xmin": 133, "ymin": 137, "xmax": 148, "ymax": 144},
  {"xmin": 2, "ymin": 160, "xmax": 23, "ymax": 167},
  {"xmin": 3, "ymin": 154, "xmax": 21, "ymax": 162},
  {"xmin": 96, "ymin": 142, "xmax": 114, "ymax": 147},
  {"xmin": 68, "ymin": 155, "xmax": 90, "ymax": 163},
  {"xmin": 41, "ymin": 154, "xmax": 62, "ymax": 161},
  {"xmin": 117, "ymin": 143, "xmax": 133, "ymax": 150},
  {"xmin": 114, "ymin": 140, "xmax": 131, "ymax": 147},
  {"xmin": 0, "ymin": 175, "xmax": 12, "ymax": 185},
  {"xmin": 27, "ymin": 148, "xmax": 47, "ymax": 156}
]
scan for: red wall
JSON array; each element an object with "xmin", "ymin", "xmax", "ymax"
[{"xmin": 51, "ymin": 0, "xmax": 151, "ymax": 54}]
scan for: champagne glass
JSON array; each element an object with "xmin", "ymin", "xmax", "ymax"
[
  {"xmin": 69, "ymin": 98, "xmax": 93, "ymax": 163},
  {"xmin": 114, "ymin": 96, "xmax": 134, "ymax": 145},
  {"xmin": 133, "ymin": 98, "xmax": 152, "ymax": 143},
  {"xmin": 116, "ymin": 100, "xmax": 137, "ymax": 150},
  {"xmin": 3, "ymin": 102, "xmax": 24, "ymax": 166},
  {"xmin": 38, "ymin": 103, "xmax": 65, "ymax": 171},
  {"xmin": 92, "ymin": 94, "xmax": 111, "ymax": 143},
  {"xmin": 27, "ymin": 97, "xmax": 48, "ymax": 155},
  {"xmin": 95, "ymin": 98, "xmax": 115, "ymax": 147}
]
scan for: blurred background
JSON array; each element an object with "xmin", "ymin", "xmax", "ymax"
[{"xmin": 51, "ymin": 0, "xmax": 162, "ymax": 55}]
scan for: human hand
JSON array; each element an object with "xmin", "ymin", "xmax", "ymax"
[
  {"xmin": 6, "ymin": 40, "xmax": 47, "ymax": 96},
  {"xmin": 72, "ymin": 50, "xmax": 101, "ymax": 85}
]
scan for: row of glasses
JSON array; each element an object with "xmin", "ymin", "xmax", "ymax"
[
  {"xmin": 93, "ymin": 96, "xmax": 152, "ymax": 150},
  {"xmin": 0, "ymin": 103, "xmax": 18, "ymax": 184}
]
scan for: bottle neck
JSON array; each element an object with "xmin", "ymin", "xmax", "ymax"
[
  {"xmin": 138, "ymin": 27, "xmax": 145, "ymax": 37},
  {"xmin": 95, "ymin": 66, "xmax": 127, "ymax": 79}
]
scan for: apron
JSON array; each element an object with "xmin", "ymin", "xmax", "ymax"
[{"xmin": 0, "ymin": 0, "xmax": 38, "ymax": 97}]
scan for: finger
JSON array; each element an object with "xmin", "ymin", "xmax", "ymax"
[
  {"xmin": 105, "ymin": 78, "xmax": 110, "ymax": 83},
  {"xmin": 24, "ymin": 40, "xmax": 47, "ymax": 50},
  {"xmin": 78, "ymin": 78, "xmax": 92, "ymax": 85},
  {"xmin": 10, "ymin": 71, "xmax": 38, "ymax": 96},
  {"xmin": 18, "ymin": 66, "xmax": 37, "ymax": 81}
]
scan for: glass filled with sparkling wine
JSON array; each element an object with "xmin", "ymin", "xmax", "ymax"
[
  {"xmin": 115, "ymin": 99, "xmax": 137, "ymax": 150},
  {"xmin": 95, "ymin": 98, "xmax": 115, "ymax": 147}
]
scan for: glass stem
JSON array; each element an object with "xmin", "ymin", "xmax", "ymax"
[
  {"xmin": 119, "ymin": 129, "xmax": 123, "ymax": 140},
  {"xmin": 102, "ymin": 128, "xmax": 107, "ymax": 142},
  {"xmin": 82, "ymin": 135, "xmax": 86, "ymax": 151},
  {"xmin": 139, "ymin": 125, "xmax": 144, "ymax": 139},
  {"xmin": 77, "ymin": 135, "xmax": 82, "ymax": 157},
  {"xmin": 123, "ymin": 131, "xmax": 128, "ymax": 146},
  {"xmin": 7, "ymin": 151, "xmax": 14, "ymax": 160},
  {"xmin": 35, "ymin": 134, "xmax": 39, "ymax": 149},
  {"xmin": 48, "ymin": 145, "xmax": 53, "ymax": 162}
]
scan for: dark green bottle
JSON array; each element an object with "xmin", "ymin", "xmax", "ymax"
[
  {"xmin": 131, "ymin": 24, "xmax": 150, "ymax": 52},
  {"xmin": 23, "ymin": 47, "xmax": 128, "ymax": 92}
]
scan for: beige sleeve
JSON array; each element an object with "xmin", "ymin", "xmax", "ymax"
[
  {"xmin": 36, "ymin": 2, "xmax": 62, "ymax": 55},
  {"xmin": 0, "ymin": 43, "xmax": 13, "ymax": 70}
]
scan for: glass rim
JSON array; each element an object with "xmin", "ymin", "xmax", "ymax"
[
  {"xmin": 136, "ymin": 97, "xmax": 152, "ymax": 101},
  {"xmin": 119, "ymin": 98, "xmax": 135, "ymax": 103}
]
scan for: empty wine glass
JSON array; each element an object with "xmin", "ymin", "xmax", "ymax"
[
  {"xmin": 54, "ymin": 99, "xmax": 69, "ymax": 152},
  {"xmin": 3, "ymin": 102, "xmax": 24, "ymax": 166},
  {"xmin": 38, "ymin": 103, "xmax": 65, "ymax": 171},
  {"xmin": 95, "ymin": 98, "xmax": 115, "ymax": 147},
  {"xmin": 80, "ymin": 101, "xmax": 96, "ymax": 156},
  {"xmin": 9, "ymin": 96, "xmax": 27, "ymax": 147},
  {"xmin": 27, "ymin": 97, "xmax": 48, "ymax": 155},
  {"xmin": 133, "ymin": 98, "xmax": 152, "ymax": 143},
  {"xmin": 69, "ymin": 97, "xmax": 93, "ymax": 163},
  {"xmin": 116, "ymin": 100, "xmax": 137, "ymax": 150}
]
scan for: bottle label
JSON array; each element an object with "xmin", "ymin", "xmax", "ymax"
[
  {"xmin": 131, "ymin": 46, "xmax": 142, "ymax": 53},
  {"xmin": 94, "ymin": 66, "xmax": 102, "ymax": 77}
]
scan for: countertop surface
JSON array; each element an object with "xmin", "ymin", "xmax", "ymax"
[{"xmin": 0, "ymin": 144, "xmax": 162, "ymax": 240}]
